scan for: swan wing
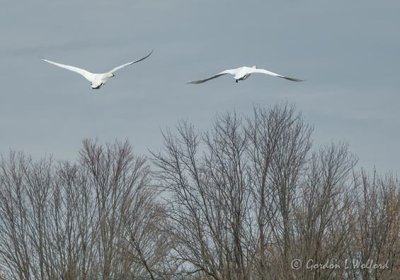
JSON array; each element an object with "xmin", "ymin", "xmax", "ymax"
[
  {"xmin": 42, "ymin": 59, "xmax": 94, "ymax": 82},
  {"xmin": 249, "ymin": 68, "xmax": 303, "ymax": 82},
  {"xmin": 109, "ymin": 50, "xmax": 153, "ymax": 74},
  {"xmin": 187, "ymin": 69, "xmax": 236, "ymax": 84}
]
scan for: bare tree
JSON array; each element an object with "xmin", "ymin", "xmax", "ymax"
[
  {"xmin": 245, "ymin": 105, "xmax": 313, "ymax": 280},
  {"xmin": 153, "ymin": 115, "xmax": 252, "ymax": 279},
  {"xmin": 153, "ymin": 104, "xmax": 316, "ymax": 280},
  {"xmin": 347, "ymin": 171, "xmax": 400, "ymax": 280},
  {"xmin": 73, "ymin": 139, "xmax": 172, "ymax": 279},
  {"xmin": 2, "ymin": 105, "xmax": 400, "ymax": 280},
  {"xmin": 292, "ymin": 143, "xmax": 357, "ymax": 280},
  {"xmin": 0, "ymin": 152, "xmax": 56, "ymax": 280},
  {"xmin": 0, "ymin": 140, "xmax": 172, "ymax": 280}
]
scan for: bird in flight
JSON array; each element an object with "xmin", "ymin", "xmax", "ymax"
[
  {"xmin": 188, "ymin": 65, "xmax": 303, "ymax": 84},
  {"xmin": 42, "ymin": 50, "xmax": 153, "ymax": 89}
]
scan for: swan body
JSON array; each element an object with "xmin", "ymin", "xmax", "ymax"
[
  {"xmin": 188, "ymin": 65, "xmax": 302, "ymax": 84},
  {"xmin": 42, "ymin": 50, "xmax": 153, "ymax": 89}
]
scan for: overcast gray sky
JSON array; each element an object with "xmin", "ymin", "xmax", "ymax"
[{"xmin": 1, "ymin": 0, "xmax": 400, "ymax": 172}]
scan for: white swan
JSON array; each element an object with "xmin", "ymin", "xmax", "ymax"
[
  {"xmin": 188, "ymin": 65, "xmax": 302, "ymax": 84},
  {"xmin": 42, "ymin": 50, "xmax": 153, "ymax": 89}
]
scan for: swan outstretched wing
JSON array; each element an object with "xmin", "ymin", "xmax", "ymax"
[
  {"xmin": 109, "ymin": 50, "xmax": 153, "ymax": 74},
  {"xmin": 188, "ymin": 69, "xmax": 237, "ymax": 84},
  {"xmin": 248, "ymin": 68, "xmax": 303, "ymax": 82},
  {"xmin": 42, "ymin": 59, "xmax": 94, "ymax": 82}
]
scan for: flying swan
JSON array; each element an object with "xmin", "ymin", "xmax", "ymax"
[
  {"xmin": 42, "ymin": 50, "xmax": 153, "ymax": 89},
  {"xmin": 188, "ymin": 65, "xmax": 303, "ymax": 84}
]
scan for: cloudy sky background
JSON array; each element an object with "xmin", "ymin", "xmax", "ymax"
[{"xmin": 1, "ymin": 0, "xmax": 400, "ymax": 172}]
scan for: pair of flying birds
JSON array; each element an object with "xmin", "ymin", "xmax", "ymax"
[{"xmin": 42, "ymin": 50, "xmax": 303, "ymax": 90}]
